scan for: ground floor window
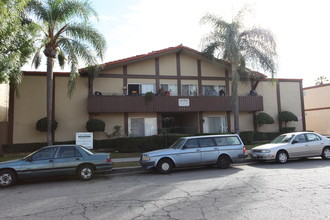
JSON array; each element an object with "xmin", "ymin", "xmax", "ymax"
[
  {"xmin": 129, "ymin": 117, "xmax": 157, "ymax": 137},
  {"xmin": 205, "ymin": 116, "xmax": 227, "ymax": 133}
]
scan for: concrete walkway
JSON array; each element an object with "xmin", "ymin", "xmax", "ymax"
[{"xmin": 112, "ymin": 157, "xmax": 140, "ymax": 162}]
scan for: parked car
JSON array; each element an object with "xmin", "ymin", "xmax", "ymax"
[
  {"xmin": 0, "ymin": 145, "xmax": 112, "ymax": 187},
  {"xmin": 251, "ymin": 132, "xmax": 330, "ymax": 164},
  {"xmin": 140, "ymin": 134, "xmax": 247, "ymax": 174}
]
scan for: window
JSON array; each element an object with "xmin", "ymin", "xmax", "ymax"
[
  {"xmin": 306, "ymin": 133, "xmax": 321, "ymax": 142},
  {"xmin": 128, "ymin": 84, "xmax": 155, "ymax": 95},
  {"xmin": 185, "ymin": 139, "xmax": 199, "ymax": 149},
  {"xmin": 202, "ymin": 85, "xmax": 226, "ymax": 96},
  {"xmin": 182, "ymin": 84, "xmax": 197, "ymax": 96},
  {"xmin": 206, "ymin": 117, "xmax": 227, "ymax": 133},
  {"xmin": 160, "ymin": 84, "xmax": 177, "ymax": 96},
  {"xmin": 214, "ymin": 136, "xmax": 241, "ymax": 146},
  {"xmin": 58, "ymin": 146, "xmax": 82, "ymax": 158},
  {"xmin": 32, "ymin": 148, "xmax": 57, "ymax": 160},
  {"xmin": 294, "ymin": 134, "xmax": 307, "ymax": 143},
  {"xmin": 199, "ymin": 138, "xmax": 216, "ymax": 148}
]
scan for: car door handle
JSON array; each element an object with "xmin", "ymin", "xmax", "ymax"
[
  {"xmin": 76, "ymin": 158, "xmax": 80, "ymax": 160},
  {"xmin": 49, "ymin": 159, "xmax": 53, "ymax": 162}
]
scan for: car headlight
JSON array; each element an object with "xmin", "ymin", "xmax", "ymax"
[
  {"xmin": 142, "ymin": 155, "xmax": 150, "ymax": 161},
  {"xmin": 261, "ymin": 149, "xmax": 271, "ymax": 153}
]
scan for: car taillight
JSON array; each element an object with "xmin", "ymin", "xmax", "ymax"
[
  {"xmin": 243, "ymin": 146, "xmax": 247, "ymax": 154},
  {"xmin": 106, "ymin": 158, "xmax": 111, "ymax": 163}
]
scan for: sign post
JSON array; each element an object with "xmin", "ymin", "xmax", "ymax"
[{"xmin": 76, "ymin": 132, "xmax": 93, "ymax": 149}]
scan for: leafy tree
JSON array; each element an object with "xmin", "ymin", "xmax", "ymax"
[
  {"xmin": 315, "ymin": 76, "xmax": 329, "ymax": 85},
  {"xmin": 36, "ymin": 117, "xmax": 58, "ymax": 132},
  {"xmin": 201, "ymin": 7, "xmax": 277, "ymax": 134},
  {"xmin": 26, "ymin": 0, "xmax": 106, "ymax": 145},
  {"xmin": 86, "ymin": 119, "xmax": 105, "ymax": 132},
  {"xmin": 255, "ymin": 112, "xmax": 274, "ymax": 130},
  {"xmin": 279, "ymin": 111, "xmax": 298, "ymax": 127},
  {"xmin": 0, "ymin": 0, "xmax": 36, "ymax": 86}
]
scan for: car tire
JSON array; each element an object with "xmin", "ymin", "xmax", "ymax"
[
  {"xmin": 0, "ymin": 170, "xmax": 17, "ymax": 187},
  {"xmin": 276, "ymin": 151, "xmax": 288, "ymax": 164},
  {"xmin": 78, "ymin": 165, "xmax": 95, "ymax": 180},
  {"xmin": 321, "ymin": 147, "xmax": 330, "ymax": 160},
  {"xmin": 217, "ymin": 155, "xmax": 231, "ymax": 169},
  {"xmin": 157, "ymin": 159, "xmax": 173, "ymax": 174}
]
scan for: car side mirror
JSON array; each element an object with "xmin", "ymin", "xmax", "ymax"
[
  {"xmin": 292, "ymin": 140, "xmax": 298, "ymax": 144},
  {"xmin": 26, "ymin": 157, "xmax": 33, "ymax": 162}
]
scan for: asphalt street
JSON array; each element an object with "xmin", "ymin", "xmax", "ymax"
[{"xmin": 1, "ymin": 158, "xmax": 330, "ymax": 220}]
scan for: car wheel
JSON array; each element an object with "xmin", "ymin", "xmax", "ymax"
[
  {"xmin": 157, "ymin": 159, "xmax": 173, "ymax": 174},
  {"xmin": 321, "ymin": 147, "xmax": 330, "ymax": 160},
  {"xmin": 276, "ymin": 151, "xmax": 288, "ymax": 164},
  {"xmin": 0, "ymin": 170, "xmax": 17, "ymax": 187},
  {"xmin": 78, "ymin": 165, "xmax": 95, "ymax": 180},
  {"xmin": 217, "ymin": 155, "xmax": 231, "ymax": 169}
]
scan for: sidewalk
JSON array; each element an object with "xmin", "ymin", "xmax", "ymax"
[{"xmin": 112, "ymin": 157, "xmax": 140, "ymax": 162}]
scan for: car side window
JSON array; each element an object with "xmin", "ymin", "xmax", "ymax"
[
  {"xmin": 184, "ymin": 139, "xmax": 199, "ymax": 149},
  {"xmin": 306, "ymin": 133, "xmax": 321, "ymax": 142},
  {"xmin": 214, "ymin": 136, "xmax": 241, "ymax": 146},
  {"xmin": 58, "ymin": 146, "xmax": 82, "ymax": 158},
  {"xmin": 294, "ymin": 134, "xmax": 307, "ymax": 143},
  {"xmin": 199, "ymin": 138, "xmax": 216, "ymax": 148},
  {"xmin": 32, "ymin": 148, "xmax": 57, "ymax": 160}
]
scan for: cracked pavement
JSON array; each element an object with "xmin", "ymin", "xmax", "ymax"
[{"xmin": 1, "ymin": 158, "xmax": 330, "ymax": 219}]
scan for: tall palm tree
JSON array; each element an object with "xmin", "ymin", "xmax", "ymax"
[
  {"xmin": 27, "ymin": 0, "xmax": 106, "ymax": 145},
  {"xmin": 315, "ymin": 76, "xmax": 329, "ymax": 85},
  {"xmin": 201, "ymin": 9, "xmax": 277, "ymax": 134}
]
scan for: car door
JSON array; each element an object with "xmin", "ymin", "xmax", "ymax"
[
  {"xmin": 19, "ymin": 147, "xmax": 57, "ymax": 178},
  {"xmin": 52, "ymin": 146, "xmax": 84, "ymax": 176},
  {"xmin": 305, "ymin": 133, "xmax": 324, "ymax": 156},
  {"xmin": 198, "ymin": 138, "xmax": 218, "ymax": 164},
  {"xmin": 179, "ymin": 139, "xmax": 202, "ymax": 167},
  {"xmin": 288, "ymin": 134, "xmax": 309, "ymax": 157}
]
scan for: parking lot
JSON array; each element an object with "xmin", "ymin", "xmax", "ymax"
[{"xmin": 1, "ymin": 158, "xmax": 330, "ymax": 220}]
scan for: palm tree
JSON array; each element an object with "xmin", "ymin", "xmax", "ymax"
[
  {"xmin": 315, "ymin": 76, "xmax": 329, "ymax": 85},
  {"xmin": 201, "ymin": 8, "xmax": 277, "ymax": 134},
  {"xmin": 27, "ymin": 0, "xmax": 106, "ymax": 145}
]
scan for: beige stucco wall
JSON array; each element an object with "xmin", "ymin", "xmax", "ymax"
[
  {"xmin": 237, "ymin": 81, "xmax": 251, "ymax": 96},
  {"xmin": 93, "ymin": 113, "xmax": 125, "ymax": 140},
  {"xmin": 54, "ymin": 77, "xmax": 89, "ymax": 142},
  {"xmin": 102, "ymin": 66, "xmax": 123, "ymax": 74},
  {"xmin": 159, "ymin": 79, "xmax": 177, "ymax": 85},
  {"xmin": 305, "ymin": 109, "xmax": 330, "ymax": 135},
  {"xmin": 159, "ymin": 54, "xmax": 177, "ymax": 76},
  {"xmin": 202, "ymin": 80, "xmax": 226, "ymax": 86},
  {"xmin": 201, "ymin": 60, "xmax": 226, "ymax": 77},
  {"xmin": 181, "ymin": 54, "xmax": 198, "ymax": 76},
  {"xmin": 279, "ymin": 82, "xmax": 303, "ymax": 131},
  {"xmin": 127, "ymin": 59, "xmax": 155, "ymax": 75},
  {"xmin": 237, "ymin": 112, "xmax": 254, "ymax": 131},
  {"xmin": 13, "ymin": 76, "xmax": 47, "ymax": 143},
  {"xmin": 304, "ymin": 86, "xmax": 330, "ymax": 109},
  {"xmin": 127, "ymin": 78, "xmax": 156, "ymax": 84},
  {"xmin": 0, "ymin": 83, "xmax": 9, "ymax": 121},
  {"xmin": 94, "ymin": 78, "xmax": 123, "ymax": 95}
]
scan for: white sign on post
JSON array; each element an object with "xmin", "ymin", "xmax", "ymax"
[{"xmin": 76, "ymin": 132, "xmax": 93, "ymax": 149}]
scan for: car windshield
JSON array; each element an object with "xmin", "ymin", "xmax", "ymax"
[
  {"xmin": 271, "ymin": 134, "xmax": 295, "ymax": 144},
  {"xmin": 80, "ymin": 146, "xmax": 95, "ymax": 155},
  {"xmin": 170, "ymin": 139, "xmax": 186, "ymax": 149}
]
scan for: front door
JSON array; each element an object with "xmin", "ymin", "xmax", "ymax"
[{"xmin": 179, "ymin": 139, "xmax": 202, "ymax": 167}]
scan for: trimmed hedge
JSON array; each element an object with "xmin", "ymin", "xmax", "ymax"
[{"xmin": 280, "ymin": 127, "xmax": 295, "ymax": 133}]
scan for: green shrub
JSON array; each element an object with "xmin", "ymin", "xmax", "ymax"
[
  {"xmin": 240, "ymin": 131, "xmax": 254, "ymax": 145},
  {"xmin": 256, "ymin": 112, "xmax": 274, "ymax": 127},
  {"xmin": 279, "ymin": 111, "xmax": 298, "ymax": 127},
  {"xmin": 253, "ymin": 132, "xmax": 280, "ymax": 141},
  {"xmin": 280, "ymin": 127, "xmax": 296, "ymax": 133},
  {"xmin": 36, "ymin": 117, "xmax": 58, "ymax": 132},
  {"xmin": 86, "ymin": 119, "xmax": 105, "ymax": 132}
]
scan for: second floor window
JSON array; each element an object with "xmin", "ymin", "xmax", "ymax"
[
  {"xmin": 128, "ymin": 84, "xmax": 155, "ymax": 95},
  {"xmin": 202, "ymin": 85, "xmax": 226, "ymax": 96},
  {"xmin": 160, "ymin": 84, "xmax": 177, "ymax": 96},
  {"xmin": 182, "ymin": 84, "xmax": 197, "ymax": 96}
]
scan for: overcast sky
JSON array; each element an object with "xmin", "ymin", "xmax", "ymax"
[{"xmin": 23, "ymin": 0, "xmax": 330, "ymax": 87}]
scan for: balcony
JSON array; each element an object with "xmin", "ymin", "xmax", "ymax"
[{"xmin": 88, "ymin": 95, "xmax": 263, "ymax": 113}]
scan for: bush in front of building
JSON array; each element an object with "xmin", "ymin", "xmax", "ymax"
[
  {"xmin": 253, "ymin": 132, "xmax": 280, "ymax": 142},
  {"xmin": 36, "ymin": 117, "xmax": 58, "ymax": 132},
  {"xmin": 239, "ymin": 131, "xmax": 254, "ymax": 145},
  {"xmin": 280, "ymin": 127, "xmax": 296, "ymax": 133},
  {"xmin": 86, "ymin": 119, "xmax": 105, "ymax": 132},
  {"xmin": 2, "ymin": 141, "xmax": 75, "ymax": 154},
  {"xmin": 255, "ymin": 112, "xmax": 274, "ymax": 130},
  {"xmin": 279, "ymin": 111, "xmax": 298, "ymax": 127}
]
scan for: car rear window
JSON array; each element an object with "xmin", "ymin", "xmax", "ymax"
[{"xmin": 214, "ymin": 136, "xmax": 241, "ymax": 146}]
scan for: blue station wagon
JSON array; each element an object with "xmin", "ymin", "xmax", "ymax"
[
  {"xmin": 140, "ymin": 134, "xmax": 247, "ymax": 173},
  {"xmin": 0, "ymin": 145, "xmax": 113, "ymax": 187}
]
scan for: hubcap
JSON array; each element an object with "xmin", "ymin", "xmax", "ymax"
[
  {"xmin": 324, "ymin": 149, "xmax": 330, "ymax": 158},
  {"xmin": 0, "ymin": 173, "xmax": 12, "ymax": 186},
  {"xmin": 279, "ymin": 153, "xmax": 287, "ymax": 163},
  {"xmin": 161, "ymin": 163, "xmax": 170, "ymax": 171},
  {"xmin": 81, "ymin": 168, "xmax": 92, "ymax": 179}
]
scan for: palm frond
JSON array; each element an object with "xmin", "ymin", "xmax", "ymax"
[{"xmin": 31, "ymin": 47, "xmax": 43, "ymax": 69}]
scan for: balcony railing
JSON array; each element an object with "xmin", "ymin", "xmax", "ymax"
[{"xmin": 88, "ymin": 95, "xmax": 263, "ymax": 113}]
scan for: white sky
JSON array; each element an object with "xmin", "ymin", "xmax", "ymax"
[{"xmin": 22, "ymin": 0, "xmax": 330, "ymax": 87}]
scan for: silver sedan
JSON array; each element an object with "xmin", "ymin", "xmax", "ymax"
[{"xmin": 251, "ymin": 132, "xmax": 330, "ymax": 164}]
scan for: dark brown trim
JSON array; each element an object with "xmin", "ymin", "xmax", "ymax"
[
  {"xmin": 303, "ymin": 82, "xmax": 330, "ymax": 90},
  {"xmin": 176, "ymin": 52, "xmax": 181, "ymax": 95},
  {"xmin": 22, "ymin": 71, "xmax": 70, "ymax": 77},
  {"xmin": 225, "ymin": 70, "xmax": 230, "ymax": 95},
  {"xmin": 299, "ymin": 81, "xmax": 306, "ymax": 131},
  {"xmin": 157, "ymin": 112, "xmax": 162, "ymax": 134},
  {"xmin": 123, "ymin": 65, "xmax": 127, "ymax": 92},
  {"xmin": 124, "ymin": 112, "xmax": 128, "ymax": 135},
  {"xmin": 7, "ymin": 84, "xmax": 15, "ymax": 144},
  {"xmin": 261, "ymin": 78, "xmax": 303, "ymax": 83},
  {"xmin": 226, "ymin": 111, "xmax": 231, "ymax": 133},
  {"xmin": 197, "ymin": 60, "xmax": 202, "ymax": 95},
  {"xmin": 253, "ymin": 112, "xmax": 257, "ymax": 132},
  {"xmin": 276, "ymin": 82, "xmax": 282, "ymax": 131},
  {"xmin": 305, "ymin": 107, "xmax": 330, "ymax": 111},
  {"xmin": 52, "ymin": 76, "xmax": 56, "ymax": 142},
  {"xmin": 199, "ymin": 112, "xmax": 203, "ymax": 133},
  {"xmin": 155, "ymin": 58, "xmax": 160, "ymax": 92}
]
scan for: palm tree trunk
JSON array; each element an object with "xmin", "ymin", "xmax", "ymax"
[
  {"xmin": 231, "ymin": 64, "xmax": 240, "ymax": 134},
  {"xmin": 46, "ymin": 56, "xmax": 54, "ymax": 145}
]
